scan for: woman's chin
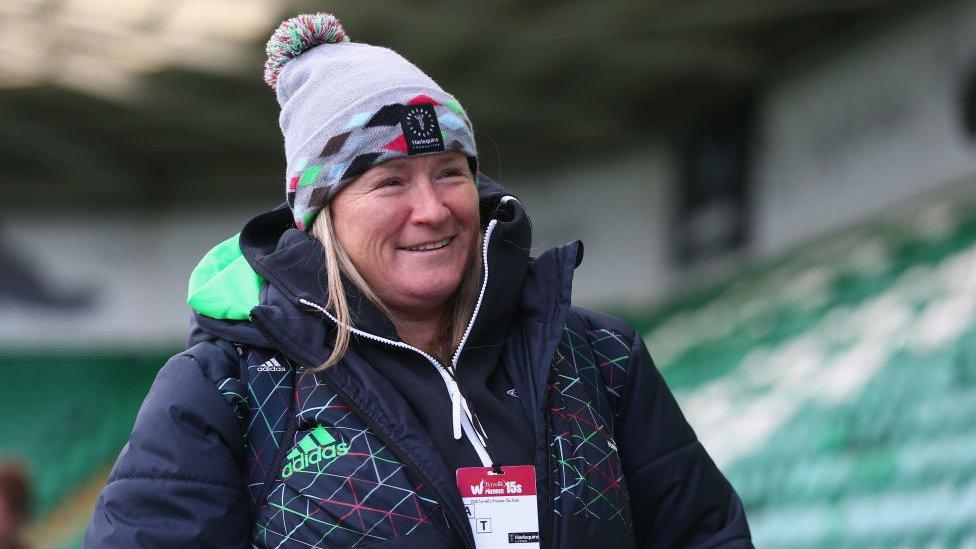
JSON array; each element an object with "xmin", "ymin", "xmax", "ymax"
[{"xmin": 386, "ymin": 275, "xmax": 463, "ymax": 313}]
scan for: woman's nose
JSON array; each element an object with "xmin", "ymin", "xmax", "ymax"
[{"xmin": 409, "ymin": 179, "xmax": 451, "ymax": 225}]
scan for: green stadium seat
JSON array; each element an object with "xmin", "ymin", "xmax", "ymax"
[
  {"xmin": 643, "ymin": 182, "xmax": 976, "ymax": 545},
  {"xmin": 0, "ymin": 352, "xmax": 169, "ymax": 517}
]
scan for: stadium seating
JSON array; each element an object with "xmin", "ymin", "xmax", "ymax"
[
  {"xmin": 0, "ymin": 352, "xmax": 167, "ymax": 526},
  {"xmin": 642, "ymin": 180, "xmax": 976, "ymax": 546}
]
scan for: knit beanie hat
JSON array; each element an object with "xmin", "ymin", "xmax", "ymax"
[{"xmin": 264, "ymin": 13, "xmax": 479, "ymax": 231}]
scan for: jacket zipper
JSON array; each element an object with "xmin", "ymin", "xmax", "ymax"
[
  {"xmin": 542, "ymin": 366, "xmax": 557, "ymax": 549},
  {"xmin": 298, "ymin": 217, "xmax": 500, "ymax": 467},
  {"xmin": 290, "ymin": 300, "xmax": 493, "ymax": 466}
]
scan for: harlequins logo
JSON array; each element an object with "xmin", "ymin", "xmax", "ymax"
[
  {"xmin": 406, "ymin": 106, "xmax": 436, "ymax": 137},
  {"xmin": 281, "ymin": 425, "xmax": 349, "ymax": 478},
  {"xmin": 400, "ymin": 103, "xmax": 444, "ymax": 155}
]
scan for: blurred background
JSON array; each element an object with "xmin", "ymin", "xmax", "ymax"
[{"xmin": 2, "ymin": 0, "xmax": 976, "ymax": 546}]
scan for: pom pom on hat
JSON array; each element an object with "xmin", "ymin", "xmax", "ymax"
[{"xmin": 264, "ymin": 13, "xmax": 349, "ymax": 90}]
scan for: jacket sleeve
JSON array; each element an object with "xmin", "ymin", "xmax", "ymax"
[
  {"xmin": 615, "ymin": 329, "xmax": 752, "ymax": 548},
  {"xmin": 84, "ymin": 349, "xmax": 249, "ymax": 548}
]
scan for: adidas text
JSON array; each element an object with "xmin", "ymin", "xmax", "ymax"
[
  {"xmin": 256, "ymin": 358, "xmax": 286, "ymax": 372},
  {"xmin": 282, "ymin": 443, "xmax": 349, "ymax": 478}
]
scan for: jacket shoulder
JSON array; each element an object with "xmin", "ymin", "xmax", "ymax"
[
  {"xmin": 181, "ymin": 339, "xmax": 249, "ymax": 421},
  {"xmin": 181, "ymin": 338, "xmax": 242, "ymax": 383},
  {"xmin": 85, "ymin": 341, "xmax": 251, "ymax": 546},
  {"xmin": 111, "ymin": 342, "xmax": 247, "ymax": 481},
  {"xmin": 565, "ymin": 306, "xmax": 637, "ymax": 339},
  {"xmin": 561, "ymin": 307, "xmax": 642, "ymax": 419}
]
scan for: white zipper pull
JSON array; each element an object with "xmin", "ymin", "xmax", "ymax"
[{"xmin": 448, "ymin": 378, "xmax": 462, "ymax": 440}]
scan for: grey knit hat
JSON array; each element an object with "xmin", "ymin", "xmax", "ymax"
[{"xmin": 263, "ymin": 13, "xmax": 479, "ymax": 230}]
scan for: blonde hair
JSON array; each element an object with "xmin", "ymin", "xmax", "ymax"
[{"xmin": 310, "ymin": 205, "xmax": 483, "ymax": 370}]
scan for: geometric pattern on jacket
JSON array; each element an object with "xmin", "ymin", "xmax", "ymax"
[
  {"xmin": 549, "ymin": 326, "xmax": 633, "ymax": 524},
  {"xmin": 238, "ymin": 324, "xmax": 636, "ymax": 547},
  {"xmin": 240, "ymin": 347, "xmax": 296, "ymax": 507},
  {"xmin": 248, "ymin": 353, "xmax": 451, "ymax": 547}
]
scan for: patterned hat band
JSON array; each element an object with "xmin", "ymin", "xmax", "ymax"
[{"xmin": 286, "ymin": 93, "xmax": 478, "ymax": 231}]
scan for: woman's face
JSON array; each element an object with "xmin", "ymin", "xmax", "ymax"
[{"xmin": 330, "ymin": 152, "xmax": 479, "ymax": 318}]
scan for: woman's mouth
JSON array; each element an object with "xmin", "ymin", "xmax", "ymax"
[{"xmin": 401, "ymin": 236, "xmax": 453, "ymax": 252}]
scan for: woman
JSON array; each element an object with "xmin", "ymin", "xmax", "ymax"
[{"xmin": 85, "ymin": 13, "xmax": 751, "ymax": 548}]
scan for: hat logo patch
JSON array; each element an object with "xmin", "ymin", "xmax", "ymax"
[
  {"xmin": 400, "ymin": 104, "xmax": 444, "ymax": 155},
  {"xmin": 411, "ymin": 112, "xmax": 430, "ymax": 133}
]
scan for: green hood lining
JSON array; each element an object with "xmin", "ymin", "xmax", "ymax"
[{"xmin": 187, "ymin": 233, "xmax": 263, "ymax": 321}]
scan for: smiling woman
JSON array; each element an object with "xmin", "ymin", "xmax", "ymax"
[
  {"xmin": 313, "ymin": 152, "xmax": 483, "ymax": 367},
  {"xmin": 84, "ymin": 11, "xmax": 752, "ymax": 549}
]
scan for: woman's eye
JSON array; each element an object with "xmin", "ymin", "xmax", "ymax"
[
  {"xmin": 380, "ymin": 179, "xmax": 402, "ymax": 188},
  {"xmin": 439, "ymin": 168, "xmax": 465, "ymax": 178}
]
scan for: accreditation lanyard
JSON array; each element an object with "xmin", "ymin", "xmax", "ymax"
[
  {"xmin": 456, "ymin": 464, "xmax": 540, "ymax": 548},
  {"xmin": 437, "ymin": 363, "xmax": 500, "ymax": 469},
  {"xmin": 442, "ymin": 366, "xmax": 541, "ymax": 547}
]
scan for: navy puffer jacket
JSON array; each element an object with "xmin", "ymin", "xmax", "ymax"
[{"xmin": 85, "ymin": 176, "xmax": 751, "ymax": 548}]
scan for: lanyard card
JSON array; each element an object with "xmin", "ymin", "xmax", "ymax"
[{"xmin": 456, "ymin": 465, "xmax": 540, "ymax": 548}]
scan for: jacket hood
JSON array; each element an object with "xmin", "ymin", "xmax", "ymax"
[
  {"xmin": 186, "ymin": 174, "xmax": 581, "ymax": 353},
  {"xmin": 187, "ymin": 232, "xmax": 262, "ymax": 321}
]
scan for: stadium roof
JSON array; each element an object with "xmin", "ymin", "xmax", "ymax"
[{"xmin": 0, "ymin": 0, "xmax": 926, "ymax": 209}]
